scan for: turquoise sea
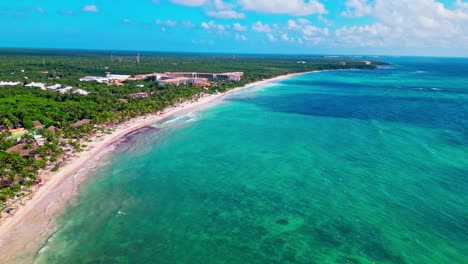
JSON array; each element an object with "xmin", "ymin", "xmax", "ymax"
[{"xmin": 35, "ymin": 57, "xmax": 467, "ymax": 263}]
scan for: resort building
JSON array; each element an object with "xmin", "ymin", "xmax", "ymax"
[
  {"xmin": 105, "ymin": 73, "xmax": 132, "ymax": 81},
  {"xmin": 32, "ymin": 120, "xmax": 43, "ymax": 130},
  {"xmin": 46, "ymin": 84, "xmax": 61, "ymax": 90},
  {"xmin": 73, "ymin": 89, "xmax": 90, "ymax": 95},
  {"xmin": 79, "ymin": 76, "xmax": 109, "ymax": 83},
  {"xmin": 57, "ymin": 87, "xmax": 73, "ymax": 94},
  {"xmin": 0, "ymin": 81, "xmax": 21, "ymax": 86},
  {"xmin": 25, "ymin": 82, "xmax": 46, "ymax": 89},
  {"xmin": 165, "ymin": 72, "xmax": 244, "ymax": 81},
  {"xmin": 158, "ymin": 77, "xmax": 191, "ymax": 86}
]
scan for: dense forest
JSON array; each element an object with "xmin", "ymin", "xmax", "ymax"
[{"xmin": 0, "ymin": 49, "xmax": 384, "ymax": 205}]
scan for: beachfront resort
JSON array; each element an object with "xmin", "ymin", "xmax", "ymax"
[{"xmin": 0, "ymin": 70, "xmax": 244, "ymax": 219}]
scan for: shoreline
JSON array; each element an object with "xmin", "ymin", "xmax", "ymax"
[{"xmin": 0, "ymin": 70, "xmax": 314, "ymax": 263}]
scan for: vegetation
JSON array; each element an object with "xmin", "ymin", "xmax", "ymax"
[{"xmin": 0, "ymin": 48, "xmax": 385, "ymax": 209}]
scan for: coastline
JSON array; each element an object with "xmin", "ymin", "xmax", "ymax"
[{"xmin": 0, "ymin": 71, "xmax": 313, "ymax": 263}]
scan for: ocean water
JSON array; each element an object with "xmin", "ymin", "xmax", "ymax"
[{"xmin": 35, "ymin": 57, "xmax": 467, "ymax": 264}]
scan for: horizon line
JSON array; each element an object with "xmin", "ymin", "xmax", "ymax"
[{"xmin": 0, "ymin": 46, "xmax": 467, "ymax": 59}]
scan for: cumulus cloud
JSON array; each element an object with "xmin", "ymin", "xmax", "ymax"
[
  {"xmin": 239, "ymin": 0, "xmax": 327, "ymax": 16},
  {"xmin": 169, "ymin": 0, "xmax": 206, "ymax": 6},
  {"xmin": 206, "ymin": 0, "xmax": 245, "ymax": 19},
  {"xmin": 252, "ymin": 21, "xmax": 271, "ymax": 32},
  {"xmin": 233, "ymin": 22, "xmax": 247, "ymax": 31},
  {"xmin": 201, "ymin": 20, "xmax": 227, "ymax": 33},
  {"xmin": 334, "ymin": 0, "xmax": 468, "ymax": 49},
  {"xmin": 82, "ymin": 5, "xmax": 99, "ymax": 13},
  {"xmin": 287, "ymin": 19, "xmax": 300, "ymax": 30},
  {"xmin": 206, "ymin": 10, "xmax": 245, "ymax": 19},
  {"xmin": 341, "ymin": 0, "xmax": 372, "ymax": 17}
]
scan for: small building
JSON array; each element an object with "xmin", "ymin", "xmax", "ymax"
[
  {"xmin": 79, "ymin": 76, "xmax": 109, "ymax": 83},
  {"xmin": 57, "ymin": 87, "xmax": 73, "ymax": 94},
  {"xmin": 118, "ymin": 99, "xmax": 129, "ymax": 103},
  {"xmin": 129, "ymin": 92, "xmax": 149, "ymax": 99},
  {"xmin": 32, "ymin": 120, "xmax": 43, "ymax": 130},
  {"xmin": 73, "ymin": 89, "xmax": 90, "ymax": 96},
  {"xmin": 73, "ymin": 119, "xmax": 91, "ymax": 128},
  {"xmin": 106, "ymin": 73, "xmax": 131, "ymax": 81},
  {"xmin": 25, "ymin": 82, "xmax": 46, "ymax": 89},
  {"xmin": 47, "ymin": 125, "xmax": 59, "ymax": 135},
  {"xmin": 363, "ymin": 60, "xmax": 372, "ymax": 65},
  {"xmin": 6, "ymin": 143, "xmax": 38, "ymax": 158},
  {"xmin": 339, "ymin": 62, "xmax": 347, "ymax": 66},
  {"xmin": 297, "ymin": 61, "xmax": 306, "ymax": 64},
  {"xmin": 46, "ymin": 84, "xmax": 61, "ymax": 90},
  {"xmin": 0, "ymin": 81, "xmax": 21, "ymax": 86}
]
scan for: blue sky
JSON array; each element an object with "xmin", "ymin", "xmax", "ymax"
[{"xmin": 1, "ymin": 0, "xmax": 467, "ymax": 56}]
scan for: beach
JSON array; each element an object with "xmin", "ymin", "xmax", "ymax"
[{"xmin": 0, "ymin": 71, "xmax": 310, "ymax": 263}]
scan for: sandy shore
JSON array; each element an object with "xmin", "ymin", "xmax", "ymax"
[{"xmin": 0, "ymin": 71, "xmax": 312, "ymax": 263}]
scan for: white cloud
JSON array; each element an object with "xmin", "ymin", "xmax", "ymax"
[
  {"xmin": 252, "ymin": 21, "xmax": 271, "ymax": 32},
  {"xmin": 233, "ymin": 22, "xmax": 247, "ymax": 31},
  {"xmin": 302, "ymin": 25, "xmax": 329, "ymax": 36},
  {"xmin": 334, "ymin": 0, "xmax": 468, "ymax": 49},
  {"xmin": 206, "ymin": 10, "xmax": 245, "ymax": 19},
  {"xmin": 82, "ymin": 5, "xmax": 99, "ymax": 13},
  {"xmin": 169, "ymin": 0, "xmax": 206, "ymax": 6},
  {"xmin": 213, "ymin": 0, "xmax": 232, "ymax": 10},
  {"xmin": 267, "ymin": 33, "xmax": 276, "ymax": 42},
  {"xmin": 235, "ymin": 33, "xmax": 247, "ymax": 41},
  {"xmin": 456, "ymin": 0, "xmax": 468, "ymax": 9},
  {"xmin": 206, "ymin": 0, "xmax": 245, "ymax": 19},
  {"xmin": 341, "ymin": 0, "xmax": 372, "ymax": 17},
  {"xmin": 239, "ymin": 0, "xmax": 327, "ymax": 16},
  {"xmin": 287, "ymin": 19, "xmax": 300, "ymax": 30},
  {"xmin": 201, "ymin": 20, "xmax": 227, "ymax": 33}
]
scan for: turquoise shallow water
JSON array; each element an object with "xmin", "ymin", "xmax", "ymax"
[{"xmin": 36, "ymin": 57, "xmax": 467, "ymax": 263}]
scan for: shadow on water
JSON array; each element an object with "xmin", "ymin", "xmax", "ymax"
[{"xmin": 227, "ymin": 93, "xmax": 468, "ymax": 145}]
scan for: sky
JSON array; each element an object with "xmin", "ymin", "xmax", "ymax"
[{"xmin": 1, "ymin": 0, "xmax": 467, "ymax": 57}]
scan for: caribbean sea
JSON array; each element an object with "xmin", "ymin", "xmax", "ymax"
[{"xmin": 36, "ymin": 57, "xmax": 467, "ymax": 263}]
